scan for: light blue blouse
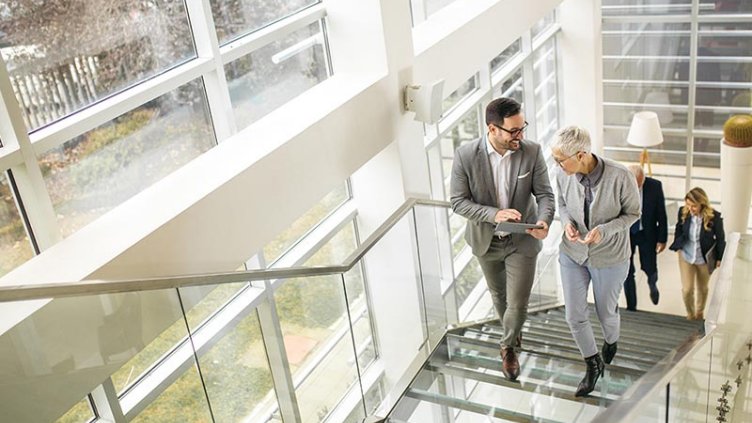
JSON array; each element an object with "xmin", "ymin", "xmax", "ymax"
[{"xmin": 681, "ymin": 215, "xmax": 705, "ymax": 265}]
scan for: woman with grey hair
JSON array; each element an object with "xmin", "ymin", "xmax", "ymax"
[{"xmin": 551, "ymin": 126, "xmax": 640, "ymax": 397}]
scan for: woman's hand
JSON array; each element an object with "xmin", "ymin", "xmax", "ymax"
[
  {"xmin": 564, "ymin": 223, "xmax": 580, "ymax": 242},
  {"xmin": 578, "ymin": 228, "xmax": 603, "ymax": 245}
]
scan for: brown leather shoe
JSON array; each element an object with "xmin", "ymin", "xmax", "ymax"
[{"xmin": 500, "ymin": 347, "xmax": 520, "ymax": 381}]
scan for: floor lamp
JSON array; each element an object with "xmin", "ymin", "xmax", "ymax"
[{"xmin": 627, "ymin": 111, "xmax": 664, "ymax": 176}]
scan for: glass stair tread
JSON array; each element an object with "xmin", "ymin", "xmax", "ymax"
[{"xmin": 385, "ymin": 305, "xmax": 702, "ymax": 422}]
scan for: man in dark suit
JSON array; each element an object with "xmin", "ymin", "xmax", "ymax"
[
  {"xmin": 624, "ymin": 165, "xmax": 668, "ymax": 310},
  {"xmin": 450, "ymin": 97, "xmax": 555, "ymax": 380}
]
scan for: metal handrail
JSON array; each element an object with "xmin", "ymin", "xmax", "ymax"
[
  {"xmin": 0, "ymin": 198, "xmax": 451, "ymax": 303},
  {"xmin": 590, "ymin": 233, "xmax": 741, "ymax": 423}
]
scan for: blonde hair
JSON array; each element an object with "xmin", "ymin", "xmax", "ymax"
[{"xmin": 681, "ymin": 187, "xmax": 714, "ymax": 231}]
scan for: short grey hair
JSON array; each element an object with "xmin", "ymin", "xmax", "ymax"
[
  {"xmin": 627, "ymin": 164, "xmax": 644, "ymax": 179},
  {"xmin": 553, "ymin": 126, "xmax": 592, "ymax": 156}
]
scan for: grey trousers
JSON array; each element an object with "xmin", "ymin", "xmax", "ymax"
[
  {"xmin": 559, "ymin": 252, "xmax": 629, "ymax": 358},
  {"xmin": 476, "ymin": 236, "xmax": 537, "ymax": 350}
]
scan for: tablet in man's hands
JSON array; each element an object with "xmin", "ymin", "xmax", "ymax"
[{"xmin": 495, "ymin": 222, "xmax": 544, "ymax": 233}]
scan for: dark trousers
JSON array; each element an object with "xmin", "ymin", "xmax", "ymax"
[{"xmin": 624, "ymin": 231, "xmax": 658, "ymax": 310}]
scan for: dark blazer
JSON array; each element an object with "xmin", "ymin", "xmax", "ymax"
[
  {"xmin": 637, "ymin": 177, "xmax": 668, "ymax": 246},
  {"xmin": 669, "ymin": 208, "xmax": 726, "ymax": 262},
  {"xmin": 450, "ymin": 137, "xmax": 555, "ymax": 257}
]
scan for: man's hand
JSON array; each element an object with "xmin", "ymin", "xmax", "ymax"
[
  {"xmin": 494, "ymin": 208, "xmax": 522, "ymax": 223},
  {"xmin": 656, "ymin": 243, "xmax": 666, "ymax": 254},
  {"xmin": 564, "ymin": 223, "xmax": 580, "ymax": 242},
  {"xmin": 578, "ymin": 227, "xmax": 603, "ymax": 245},
  {"xmin": 526, "ymin": 220, "xmax": 549, "ymax": 240}
]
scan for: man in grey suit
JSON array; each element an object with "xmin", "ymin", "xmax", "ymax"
[{"xmin": 450, "ymin": 97, "xmax": 555, "ymax": 381}]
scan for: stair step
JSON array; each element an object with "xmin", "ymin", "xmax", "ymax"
[{"xmin": 386, "ymin": 305, "xmax": 702, "ymax": 422}]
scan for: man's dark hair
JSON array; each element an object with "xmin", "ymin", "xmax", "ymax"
[{"xmin": 485, "ymin": 97, "xmax": 521, "ymax": 126}]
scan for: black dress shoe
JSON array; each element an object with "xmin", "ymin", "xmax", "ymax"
[
  {"xmin": 649, "ymin": 285, "xmax": 660, "ymax": 305},
  {"xmin": 500, "ymin": 347, "xmax": 520, "ymax": 381},
  {"xmin": 575, "ymin": 354, "xmax": 604, "ymax": 397},
  {"xmin": 602, "ymin": 341, "xmax": 617, "ymax": 364}
]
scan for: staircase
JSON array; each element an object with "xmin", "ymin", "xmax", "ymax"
[{"xmin": 385, "ymin": 306, "xmax": 702, "ymax": 422}]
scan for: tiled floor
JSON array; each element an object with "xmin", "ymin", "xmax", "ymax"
[{"xmin": 614, "ymin": 248, "xmax": 691, "ymax": 318}]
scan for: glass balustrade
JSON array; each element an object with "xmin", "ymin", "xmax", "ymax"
[{"xmin": 0, "ymin": 202, "xmax": 748, "ymax": 423}]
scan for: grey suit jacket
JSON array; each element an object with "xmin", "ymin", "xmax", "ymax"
[{"xmin": 450, "ymin": 137, "xmax": 555, "ymax": 257}]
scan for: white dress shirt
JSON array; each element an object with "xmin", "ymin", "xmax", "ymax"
[{"xmin": 487, "ymin": 136, "xmax": 515, "ymax": 236}]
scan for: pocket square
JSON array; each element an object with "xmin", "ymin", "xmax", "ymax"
[{"xmin": 517, "ymin": 172, "xmax": 530, "ymax": 179}]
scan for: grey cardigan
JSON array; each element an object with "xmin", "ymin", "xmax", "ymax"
[{"xmin": 556, "ymin": 157, "xmax": 640, "ymax": 268}]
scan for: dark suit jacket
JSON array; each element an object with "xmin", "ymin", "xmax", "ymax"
[
  {"xmin": 669, "ymin": 208, "xmax": 726, "ymax": 262},
  {"xmin": 636, "ymin": 177, "xmax": 668, "ymax": 246},
  {"xmin": 450, "ymin": 137, "xmax": 555, "ymax": 257}
]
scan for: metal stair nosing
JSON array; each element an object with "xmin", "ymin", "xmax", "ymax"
[
  {"xmin": 542, "ymin": 308, "xmax": 702, "ymax": 330},
  {"xmin": 445, "ymin": 353, "xmax": 631, "ymax": 400},
  {"xmin": 460, "ymin": 327, "xmax": 663, "ymax": 368},
  {"xmin": 425, "ymin": 359, "xmax": 610, "ymax": 407},
  {"xmin": 511, "ymin": 318, "xmax": 695, "ymax": 348},
  {"xmin": 469, "ymin": 325, "xmax": 676, "ymax": 359},
  {"xmin": 524, "ymin": 313, "xmax": 700, "ymax": 344},
  {"xmin": 404, "ymin": 387, "xmax": 568, "ymax": 423},
  {"xmin": 446, "ymin": 333, "xmax": 645, "ymax": 377}
]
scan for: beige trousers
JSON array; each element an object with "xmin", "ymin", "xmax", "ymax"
[{"xmin": 677, "ymin": 253, "xmax": 710, "ymax": 317}]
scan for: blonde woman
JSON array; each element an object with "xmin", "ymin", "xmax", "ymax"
[{"xmin": 668, "ymin": 187, "xmax": 726, "ymax": 320}]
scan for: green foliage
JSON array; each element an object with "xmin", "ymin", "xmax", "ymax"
[{"xmin": 275, "ymin": 276, "xmax": 345, "ymax": 328}]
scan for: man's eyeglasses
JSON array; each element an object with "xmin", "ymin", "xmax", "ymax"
[
  {"xmin": 554, "ymin": 151, "xmax": 581, "ymax": 167},
  {"xmin": 492, "ymin": 121, "xmax": 528, "ymax": 138}
]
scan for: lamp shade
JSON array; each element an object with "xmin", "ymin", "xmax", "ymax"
[{"xmin": 626, "ymin": 111, "xmax": 664, "ymax": 148}]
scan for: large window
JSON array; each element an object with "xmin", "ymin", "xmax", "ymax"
[
  {"xmin": 0, "ymin": 0, "xmax": 334, "ymax": 276},
  {"xmin": 0, "ymin": 1, "xmax": 341, "ymax": 420},
  {"xmin": 601, "ymin": 2, "xmax": 752, "ymax": 206},
  {"xmin": 0, "ymin": 172, "xmax": 34, "ymax": 277},
  {"xmin": 225, "ymin": 21, "xmax": 330, "ymax": 130},
  {"xmin": 210, "ymin": 0, "xmax": 320, "ymax": 45},
  {"xmin": 40, "ymin": 79, "xmax": 216, "ymax": 236},
  {"xmin": 0, "ymin": 1, "xmax": 196, "ymax": 131}
]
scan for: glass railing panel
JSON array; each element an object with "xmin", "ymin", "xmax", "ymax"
[
  {"xmin": 179, "ymin": 283, "xmax": 277, "ymax": 422},
  {"xmin": 413, "ymin": 205, "xmax": 452, "ymax": 341},
  {"xmin": 0, "ymin": 289, "xmax": 211, "ymax": 422},
  {"xmin": 530, "ymin": 219, "xmax": 564, "ymax": 311},
  {"xmin": 622, "ymin": 384, "xmax": 668, "ymax": 422},
  {"xmin": 111, "ymin": 297, "xmax": 193, "ymax": 396},
  {"xmin": 274, "ymin": 274, "xmax": 362, "ymax": 422},
  {"xmin": 129, "ymin": 363, "xmax": 212, "ymax": 422},
  {"xmin": 181, "ymin": 282, "xmax": 250, "ymax": 330},
  {"xmin": 343, "ymin": 265, "xmax": 378, "ymax": 375},
  {"xmin": 55, "ymin": 396, "xmax": 94, "ymax": 423},
  {"xmin": 666, "ymin": 336, "xmax": 713, "ymax": 421},
  {"xmin": 360, "ymin": 211, "xmax": 434, "ymax": 416}
]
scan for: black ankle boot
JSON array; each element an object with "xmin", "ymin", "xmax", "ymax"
[
  {"xmin": 602, "ymin": 341, "xmax": 617, "ymax": 364},
  {"xmin": 575, "ymin": 354, "xmax": 604, "ymax": 397}
]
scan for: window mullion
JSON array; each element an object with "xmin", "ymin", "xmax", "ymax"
[
  {"xmin": 257, "ymin": 292, "xmax": 302, "ymax": 422},
  {"xmin": 521, "ymin": 31, "xmax": 538, "ymax": 142},
  {"xmin": 91, "ymin": 378, "xmax": 126, "ymax": 423},
  {"xmin": 184, "ymin": 0, "xmax": 237, "ymax": 143},
  {"xmin": 0, "ymin": 58, "xmax": 61, "ymax": 251}
]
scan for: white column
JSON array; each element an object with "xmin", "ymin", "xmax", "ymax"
[
  {"xmin": 721, "ymin": 143, "xmax": 752, "ymax": 235},
  {"xmin": 558, "ymin": 0, "xmax": 604, "ymax": 154}
]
